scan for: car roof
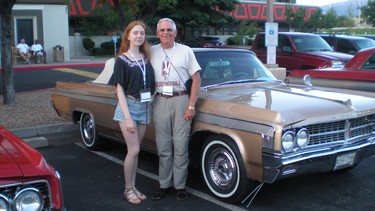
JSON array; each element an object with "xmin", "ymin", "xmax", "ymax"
[
  {"xmin": 322, "ymin": 34, "xmax": 371, "ymax": 40},
  {"xmin": 192, "ymin": 47, "xmax": 256, "ymax": 56},
  {"xmin": 258, "ymin": 32, "xmax": 318, "ymax": 36}
]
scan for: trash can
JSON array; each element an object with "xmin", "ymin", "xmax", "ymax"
[{"xmin": 53, "ymin": 45, "xmax": 64, "ymax": 62}]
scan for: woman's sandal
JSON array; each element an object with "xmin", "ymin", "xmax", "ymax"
[
  {"xmin": 133, "ymin": 186, "xmax": 147, "ymax": 201},
  {"xmin": 124, "ymin": 188, "xmax": 141, "ymax": 205}
]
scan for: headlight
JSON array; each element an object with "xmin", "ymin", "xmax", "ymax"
[
  {"xmin": 331, "ymin": 60, "xmax": 345, "ymax": 68},
  {"xmin": 282, "ymin": 131, "xmax": 295, "ymax": 152},
  {"xmin": 0, "ymin": 194, "xmax": 10, "ymax": 211},
  {"xmin": 296, "ymin": 128, "xmax": 309, "ymax": 148},
  {"xmin": 13, "ymin": 188, "xmax": 43, "ymax": 211}
]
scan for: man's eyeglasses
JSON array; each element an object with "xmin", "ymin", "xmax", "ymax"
[{"xmin": 159, "ymin": 28, "xmax": 174, "ymax": 32}]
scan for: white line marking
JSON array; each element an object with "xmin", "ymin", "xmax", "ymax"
[{"xmin": 75, "ymin": 142, "xmax": 247, "ymax": 211}]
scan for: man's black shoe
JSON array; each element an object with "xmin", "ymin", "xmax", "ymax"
[
  {"xmin": 176, "ymin": 189, "xmax": 190, "ymax": 201},
  {"xmin": 151, "ymin": 187, "xmax": 174, "ymax": 200}
]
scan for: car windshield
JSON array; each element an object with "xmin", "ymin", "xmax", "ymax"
[
  {"xmin": 195, "ymin": 50, "xmax": 277, "ymax": 87},
  {"xmin": 292, "ymin": 35, "xmax": 333, "ymax": 52},
  {"xmin": 353, "ymin": 38, "xmax": 375, "ymax": 50}
]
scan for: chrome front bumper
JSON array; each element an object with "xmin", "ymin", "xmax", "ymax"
[{"xmin": 262, "ymin": 136, "xmax": 375, "ymax": 183}]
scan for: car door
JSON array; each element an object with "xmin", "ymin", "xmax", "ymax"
[{"xmin": 276, "ymin": 35, "xmax": 302, "ymax": 70}]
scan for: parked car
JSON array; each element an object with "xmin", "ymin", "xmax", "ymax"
[
  {"xmin": 320, "ymin": 34, "xmax": 375, "ymax": 55},
  {"xmin": 181, "ymin": 36, "xmax": 225, "ymax": 47},
  {"xmin": 251, "ymin": 32, "xmax": 353, "ymax": 73},
  {"xmin": 286, "ymin": 47, "xmax": 375, "ymax": 92},
  {"xmin": 0, "ymin": 125, "xmax": 65, "ymax": 211},
  {"xmin": 50, "ymin": 48, "xmax": 375, "ymax": 204},
  {"xmin": 356, "ymin": 34, "xmax": 375, "ymax": 40}
]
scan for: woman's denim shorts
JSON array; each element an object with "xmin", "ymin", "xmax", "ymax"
[{"xmin": 113, "ymin": 98, "xmax": 152, "ymax": 125}]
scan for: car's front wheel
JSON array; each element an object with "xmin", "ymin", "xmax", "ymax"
[
  {"xmin": 79, "ymin": 113, "xmax": 103, "ymax": 150},
  {"xmin": 201, "ymin": 135, "xmax": 253, "ymax": 203}
]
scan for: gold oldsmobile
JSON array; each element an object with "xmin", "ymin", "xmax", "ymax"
[{"xmin": 50, "ymin": 48, "xmax": 375, "ymax": 204}]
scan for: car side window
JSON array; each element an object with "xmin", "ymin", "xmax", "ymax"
[
  {"xmin": 362, "ymin": 53, "xmax": 375, "ymax": 70},
  {"xmin": 277, "ymin": 35, "xmax": 291, "ymax": 52},
  {"xmin": 336, "ymin": 39, "xmax": 357, "ymax": 55},
  {"xmin": 256, "ymin": 35, "xmax": 266, "ymax": 51}
]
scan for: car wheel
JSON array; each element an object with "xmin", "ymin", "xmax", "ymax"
[
  {"xmin": 79, "ymin": 113, "xmax": 103, "ymax": 150},
  {"xmin": 201, "ymin": 135, "xmax": 252, "ymax": 203}
]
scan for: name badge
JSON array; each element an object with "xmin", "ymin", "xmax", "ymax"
[
  {"xmin": 162, "ymin": 85, "xmax": 173, "ymax": 96},
  {"xmin": 140, "ymin": 89, "xmax": 151, "ymax": 102}
]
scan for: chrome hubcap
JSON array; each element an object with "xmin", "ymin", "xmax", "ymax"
[{"xmin": 208, "ymin": 148, "xmax": 236, "ymax": 189}]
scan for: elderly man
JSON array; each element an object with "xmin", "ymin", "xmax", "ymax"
[
  {"xmin": 149, "ymin": 18, "xmax": 202, "ymax": 202},
  {"xmin": 16, "ymin": 38, "xmax": 31, "ymax": 64}
]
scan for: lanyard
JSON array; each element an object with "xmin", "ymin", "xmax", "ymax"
[
  {"xmin": 128, "ymin": 50, "xmax": 147, "ymax": 88},
  {"xmin": 161, "ymin": 43, "xmax": 175, "ymax": 80}
]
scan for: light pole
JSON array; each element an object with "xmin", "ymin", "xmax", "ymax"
[{"xmin": 266, "ymin": 0, "xmax": 278, "ymax": 67}]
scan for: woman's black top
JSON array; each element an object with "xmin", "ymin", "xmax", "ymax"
[{"xmin": 110, "ymin": 54, "xmax": 155, "ymax": 99}]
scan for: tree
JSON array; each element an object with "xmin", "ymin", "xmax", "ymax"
[
  {"xmin": 361, "ymin": 0, "xmax": 375, "ymax": 27},
  {"xmin": 321, "ymin": 8, "xmax": 338, "ymax": 29},
  {"xmin": 1, "ymin": 0, "xmax": 16, "ymax": 105},
  {"xmin": 98, "ymin": 0, "xmax": 237, "ymax": 38},
  {"xmin": 305, "ymin": 8, "xmax": 323, "ymax": 33},
  {"xmin": 284, "ymin": 3, "xmax": 308, "ymax": 31},
  {"xmin": 238, "ymin": 20, "xmax": 257, "ymax": 37},
  {"xmin": 153, "ymin": 0, "xmax": 238, "ymax": 37},
  {"xmin": 98, "ymin": 0, "xmax": 179, "ymax": 30},
  {"xmin": 81, "ymin": 3, "xmax": 134, "ymax": 35}
]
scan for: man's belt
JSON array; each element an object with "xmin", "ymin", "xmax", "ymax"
[{"xmin": 156, "ymin": 91, "xmax": 187, "ymax": 98}]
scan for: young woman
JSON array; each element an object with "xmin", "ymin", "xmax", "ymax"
[{"xmin": 111, "ymin": 20, "xmax": 155, "ymax": 205}]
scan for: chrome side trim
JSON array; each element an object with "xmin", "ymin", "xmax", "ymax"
[
  {"xmin": 195, "ymin": 113, "xmax": 275, "ymax": 137},
  {"xmin": 53, "ymin": 91, "xmax": 118, "ymax": 105}
]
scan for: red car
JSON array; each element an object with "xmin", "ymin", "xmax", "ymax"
[
  {"xmin": 0, "ymin": 125, "xmax": 65, "ymax": 211},
  {"xmin": 252, "ymin": 32, "xmax": 353, "ymax": 73},
  {"xmin": 286, "ymin": 47, "xmax": 375, "ymax": 92}
]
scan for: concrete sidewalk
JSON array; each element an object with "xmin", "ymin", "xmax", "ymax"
[
  {"xmin": 6, "ymin": 56, "xmax": 110, "ymax": 147},
  {"xmin": 10, "ymin": 121, "xmax": 80, "ymax": 148}
]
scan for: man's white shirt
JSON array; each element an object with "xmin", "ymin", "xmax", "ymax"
[{"xmin": 16, "ymin": 43, "xmax": 29, "ymax": 54}]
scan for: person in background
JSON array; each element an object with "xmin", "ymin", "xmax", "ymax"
[
  {"xmin": 31, "ymin": 39, "xmax": 47, "ymax": 63},
  {"xmin": 110, "ymin": 20, "xmax": 155, "ymax": 205},
  {"xmin": 16, "ymin": 38, "xmax": 31, "ymax": 64},
  {"xmin": 150, "ymin": 18, "xmax": 201, "ymax": 202}
]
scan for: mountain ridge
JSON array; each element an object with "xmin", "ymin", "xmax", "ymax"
[{"xmin": 321, "ymin": 0, "xmax": 367, "ymax": 17}]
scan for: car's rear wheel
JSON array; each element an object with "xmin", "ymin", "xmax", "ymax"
[
  {"xmin": 201, "ymin": 135, "xmax": 253, "ymax": 203},
  {"xmin": 79, "ymin": 113, "xmax": 103, "ymax": 150}
]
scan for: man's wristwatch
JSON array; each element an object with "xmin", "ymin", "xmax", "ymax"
[{"xmin": 188, "ymin": 105, "xmax": 195, "ymax": 111}]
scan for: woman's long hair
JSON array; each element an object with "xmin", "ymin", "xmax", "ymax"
[{"xmin": 116, "ymin": 20, "xmax": 150, "ymax": 60}]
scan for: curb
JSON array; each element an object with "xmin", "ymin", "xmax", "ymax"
[{"xmin": 10, "ymin": 122, "xmax": 79, "ymax": 148}]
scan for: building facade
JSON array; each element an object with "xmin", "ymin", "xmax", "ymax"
[
  {"xmin": 7, "ymin": 0, "xmax": 318, "ymax": 61},
  {"xmin": 10, "ymin": 0, "xmax": 69, "ymax": 62}
]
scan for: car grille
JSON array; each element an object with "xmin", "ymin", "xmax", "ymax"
[
  {"xmin": 306, "ymin": 114, "xmax": 375, "ymax": 146},
  {"xmin": 0, "ymin": 181, "xmax": 51, "ymax": 210}
]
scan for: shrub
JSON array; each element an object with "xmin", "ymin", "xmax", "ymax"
[
  {"xmin": 82, "ymin": 38, "xmax": 95, "ymax": 55},
  {"xmin": 91, "ymin": 40, "xmax": 120, "ymax": 56}
]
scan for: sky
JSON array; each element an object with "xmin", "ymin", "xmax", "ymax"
[{"xmin": 296, "ymin": 0, "xmax": 348, "ymax": 7}]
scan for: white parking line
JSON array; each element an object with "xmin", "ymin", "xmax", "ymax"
[{"xmin": 75, "ymin": 142, "xmax": 247, "ymax": 211}]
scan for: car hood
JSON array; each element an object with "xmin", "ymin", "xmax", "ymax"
[
  {"xmin": 0, "ymin": 129, "xmax": 44, "ymax": 184},
  {"xmin": 198, "ymin": 82, "xmax": 375, "ymax": 127},
  {"xmin": 307, "ymin": 51, "xmax": 353, "ymax": 61}
]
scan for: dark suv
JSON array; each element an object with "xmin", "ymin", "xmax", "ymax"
[
  {"xmin": 320, "ymin": 34, "xmax": 375, "ymax": 55},
  {"xmin": 251, "ymin": 32, "xmax": 353, "ymax": 72}
]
